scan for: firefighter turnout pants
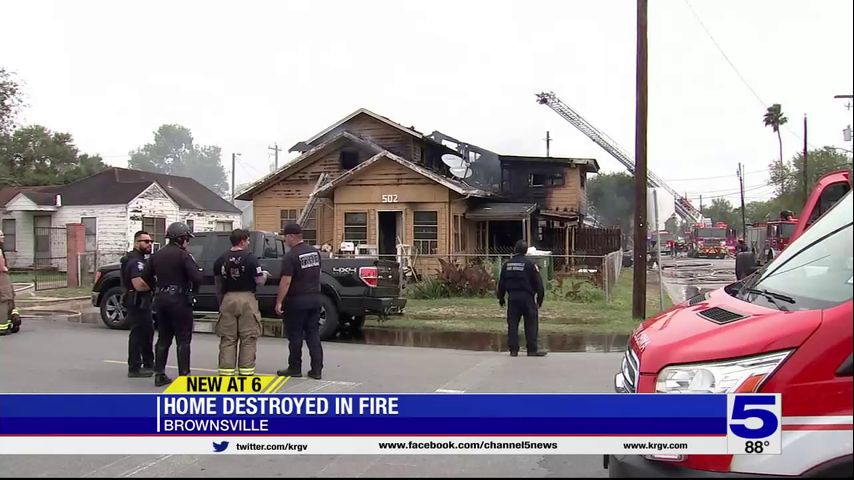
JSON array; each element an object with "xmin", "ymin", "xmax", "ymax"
[
  {"xmin": 0, "ymin": 272, "xmax": 17, "ymax": 335},
  {"xmin": 217, "ymin": 291, "xmax": 262, "ymax": 376}
]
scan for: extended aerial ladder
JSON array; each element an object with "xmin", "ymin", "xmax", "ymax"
[{"xmin": 535, "ymin": 91, "xmax": 702, "ymax": 224}]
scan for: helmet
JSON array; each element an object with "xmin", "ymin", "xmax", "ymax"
[{"xmin": 166, "ymin": 222, "xmax": 194, "ymax": 240}]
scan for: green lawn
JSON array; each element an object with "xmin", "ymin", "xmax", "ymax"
[{"xmin": 370, "ymin": 272, "xmax": 673, "ymax": 335}]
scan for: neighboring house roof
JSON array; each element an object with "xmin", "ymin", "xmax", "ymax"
[
  {"xmin": 289, "ymin": 108, "xmax": 424, "ymax": 152},
  {"xmin": 1, "ymin": 168, "xmax": 240, "ymax": 213},
  {"xmin": 237, "ymin": 131, "xmax": 385, "ymax": 201},
  {"xmin": 501, "ymin": 155, "xmax": 600, "ymax": 173},
  {"xmin": 315, "ymin": 151, "xmax": 493, "ymax": 198},
  {"xmin": 465, "ymin": 202, "xmax": 538, "ymax": 221},
  {"xmin": 0, "ymin": 186, "xmax": 58, "ymax": 206}
]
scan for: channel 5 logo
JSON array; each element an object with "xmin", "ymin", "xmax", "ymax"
[
  {"xmin": 212, "ymin": 441, "xmax": 230, "ymax": 453},
  {"xmin": 728, "ymin": 395, "xmax": 780, "ymax": 439}
]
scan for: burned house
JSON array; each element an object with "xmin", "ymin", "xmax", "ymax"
[{"xmin": 236, "ymin": 108, "xmax": 605, "ymax": 274}]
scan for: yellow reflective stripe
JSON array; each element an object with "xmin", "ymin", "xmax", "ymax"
[
  {"xmin": 218, "ymin": 369, "xmax": 236, "ymax": 376},
  {"xmin": 238, "ymin": 369, "xmax": 255, "ymax": 376}
]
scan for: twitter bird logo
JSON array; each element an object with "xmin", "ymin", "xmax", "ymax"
[{"xmin": 212, "ymin": 441, "xmax": 229, "ymax": 453}]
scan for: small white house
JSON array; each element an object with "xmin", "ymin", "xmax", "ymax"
[{"xmin": 0, "ymin": 168, "xmax": 242, "ymax": 269}]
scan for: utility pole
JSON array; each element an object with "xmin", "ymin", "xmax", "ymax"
[
  {"xmin": 545, "ymin": 131, "xmax": 552, "ymax": 157},
  {"xmin": 803, "ymin": 115, "xmax": 808, "ymax": 203},
  {"xmin": 632, "ymin": 0, "xmax": 649, "ymax": 320},
  {"xmin": 737, "ymin": 163, "xmax": 746, "ymax": 237},
  {"xmin": 231, "ymin": 152, "xmax": 241, "ymax": 204},
  {"xmin": 699, "ymin": 194, "xmax": 704, "ymax": 218},
  {"xmin": 268, "ymin": 143, "xmax": 281, "ymax": 170}
]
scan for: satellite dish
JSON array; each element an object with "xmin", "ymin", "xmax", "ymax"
[
  {"xmin": 450, "ymin": 166, "xmax": 473, "ymax": 179},
  {"xmin": 441, "ymin": 154, "xmax": 465, "ymax": 169}
]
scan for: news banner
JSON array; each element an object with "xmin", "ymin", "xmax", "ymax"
[{"xmin": 0, "ymin": 376, "xmax": 781, "ymax": 455}]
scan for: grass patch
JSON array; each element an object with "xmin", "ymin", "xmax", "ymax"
[
  {"xmin": 31, "ymin": 286, "xmax": 93, "ymax": 299},
  {"xmin": 373, "ymin": 272, "xmax": 673, "ymax": 336}
]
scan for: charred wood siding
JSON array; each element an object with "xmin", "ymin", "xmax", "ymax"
[{"xmin": 501, "ymin": 162, "xmax": 586, "ymax": 214}]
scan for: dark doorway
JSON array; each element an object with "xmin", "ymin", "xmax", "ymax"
[{"xmin": 378, "ymin": 211, "xmax": 401, "ymax": 256}]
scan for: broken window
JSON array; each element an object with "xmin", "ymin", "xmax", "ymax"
[
  {"xmin": 529, "ymin": 173, "xmax": 564, "ymax": 187},
  {"xmin": 340, "ymin": 150, "xmax": 360, "ymax": 170}
]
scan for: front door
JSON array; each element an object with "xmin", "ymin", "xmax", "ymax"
[{"xmin": 378, "ymin": 211, "xmax": 402, "ymax": 257}]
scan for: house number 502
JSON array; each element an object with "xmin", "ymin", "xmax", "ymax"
[{"xmin": 382, "ymin": 194, "xmax": 399, "ymax": 203}]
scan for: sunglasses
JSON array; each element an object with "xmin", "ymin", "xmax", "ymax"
[{"xmin": 138, "ymin": 239, "xmax": 153, "ymax": 244}]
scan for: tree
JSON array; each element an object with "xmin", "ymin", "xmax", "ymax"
[
  {"xmin": 664, "ymin": 215, "xmax": 680, "ymax": 235},
  {"xmin": 0, "ymin": 125, "xmax": 106, "ymax": 186},
  {"xmin": 763, "ymin": 103, "xmax": 788, "ymax": 168},
  {"xmin": 767, "ymin": 147, "xmax": 852, "ymax": 213},
  {"xmin": 129, "ymin": 124, "xmax": 229, "ymax": 197},
  {"xmin": 587, "ymin": 172, "xmax": 634, "ymax": 240},
  {"xmin": 703, "ymin": 198, "xmax": 737, "ymax": 227},
  {"xmin": 0, "ymin": 67, "xmax": 25, "ymax": 136}
]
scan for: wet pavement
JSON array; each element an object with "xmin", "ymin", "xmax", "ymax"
[
  {"xmin": 334, "ymin": 328, "xmax": 629, "ymax": 353},
  {"xmin": 659, "ymin": 256, "xmax": 736, "ymax": 303}
]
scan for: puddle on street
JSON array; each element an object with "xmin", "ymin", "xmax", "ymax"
[{"xmin": 332, "ymin": 328, "xmax": 629, "ymax": 353}]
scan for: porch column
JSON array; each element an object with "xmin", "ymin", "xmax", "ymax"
[{"xmin": 66, "ymin": 223, "xmax": 86, "ymax": 288}]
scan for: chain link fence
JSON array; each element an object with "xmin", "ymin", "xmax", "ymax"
[{"xmin": 365, "ymin": 250, "xmax": 624, "ymax": 302}]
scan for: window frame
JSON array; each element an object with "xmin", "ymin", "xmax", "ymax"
[
  {"xmin": 414, "ymin": 210, "xmax": 439, "ymax": 255},
  {"xmin": 81, "ymin": 217, "xmax": 97, "ymax": 252},
  {"xmin": 343, "ymin": 212, "xmax": 368, "ymax": 244},
  {"xmin": 2, "ymin": 218, "xmax": 16, "ymax": 252},
  {"xmin": 142, "ymin": 217, "xmax": 167, "ymax": 246},
  {"xmin": 280, "ymin": 209, "xmax": 298, "ymax": 233}
]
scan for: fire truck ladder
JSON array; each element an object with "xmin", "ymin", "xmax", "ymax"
[
  {"xmin": 535, "ymin": 91, "xmax": 702, "ymax": 224},
  {"xmin": 297, "ymin": 172, "xmax": 330, "ymax": 226}
]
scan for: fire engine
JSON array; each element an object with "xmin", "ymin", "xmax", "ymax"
[
  {"xmin": 605, "ymin": 170, "xmax": 852, "ymax": 477},
  {"xmin": 745, "ymin": 218, "xmax": 798, "ymax": 266},
  {"xmin": 687, "ymin": 222, "xmax": 735, "ymax": 259}
]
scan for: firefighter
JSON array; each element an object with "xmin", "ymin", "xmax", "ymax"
[
  {"xmin": 213, "ymin": 229, "xmax": 270, "ymax": 377},
  {"xmin": 275, "ymin": 222, "xmax": 323, "ymax": 379},
  {"xmin": 496, "ymin": 240, "xmax": 547, "ymax": 357},
  {"xmin": 121, "ymin": 231, "xmax": 155, "ymax": 377},
  {"xmin": 0, "ymin": 230, "xmax": 21, "ymax": 336},
  {"xmin": 142, "ymin": 222, "xmax": 202, "ymax": 387}
]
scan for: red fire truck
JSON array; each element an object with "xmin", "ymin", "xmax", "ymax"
[{"xmin": 687, "ymin": 222, "xmax": 732, "ymax": 259}]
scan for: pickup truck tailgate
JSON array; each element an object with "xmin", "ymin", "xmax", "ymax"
[{"xmin": 373, "ymin": 259, "xmax": 401, "ymax": 297}]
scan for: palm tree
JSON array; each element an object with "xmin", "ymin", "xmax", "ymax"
[{"xmin": 763, "ymin": 104, "xmax": 788, "ymax": 166}]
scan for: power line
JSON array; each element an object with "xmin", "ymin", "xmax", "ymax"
[
  {"xmin": 663, "ymin": 168, "xmax": 768, "ymax": 182},
  {"xmin": 688, "ymin": 182, "xmax": 771, "ymax": 196},
  {"xmin": 682, "ymin": 0, "xmax": 815, "ymax": 149}
]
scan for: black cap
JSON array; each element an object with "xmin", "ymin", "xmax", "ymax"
[{"xmin": 283, "ymin": 222, "xmax": 302, "ymax": 235}]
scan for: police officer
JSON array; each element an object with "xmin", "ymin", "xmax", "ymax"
[
  {"xmin": 121, "ymin": 230, "xmax": 155, "ymax": 377},
  {"xmin": 213, "ymin": 229, "xmax": 270, "ymax": 377},
  {"xmin": 274, "ymin": 223, "xmax": 323, "ymax": 379},
  {"xmin": 142, "ymin": 222, "xmax": 202, "ymax": 387},
  {"xmin": 496, "ymin": 240, "xmax": 546, "ymax": 357}
]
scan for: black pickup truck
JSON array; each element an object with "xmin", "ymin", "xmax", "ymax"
[{"xmin": 91, "ymin": 230, "xmax": 406, "ymax": 339}]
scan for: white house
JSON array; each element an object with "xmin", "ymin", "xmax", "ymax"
[{"xmin": 0, "ymin": 167, "xmax": 242, "ymax": 269}]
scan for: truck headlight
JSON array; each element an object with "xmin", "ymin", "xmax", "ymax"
[{"xmin": 655, "ymin": 350, "xmax": 792, "ymax": 393}]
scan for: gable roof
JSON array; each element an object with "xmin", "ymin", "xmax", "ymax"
[
  {"xmin": 315, "ymin": 151, "xmax": 492, "ymax": 198},
  {"xmin": 0, "ymin": 186, "xmax": 58, "ymax": 207},
  {"xmin": 236, "ymin": 131, "xmax": 385, "ymax": 201},
  {"xmin": 1, "ymin": 168, "xmax": 240, "ymax": 213},
  {"xmin": 289, "ymin": 108, "xmax": 424, "ymax": 153}
]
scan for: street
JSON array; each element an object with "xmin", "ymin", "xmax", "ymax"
[
  {"xmin": 658, "ymin": 255, "xmax": 736, "ymax": 304},
  {"xmin": 0, "ymin": 318, "xmax": 621, "ymax": 478}
]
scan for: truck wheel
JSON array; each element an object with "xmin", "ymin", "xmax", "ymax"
[
  {"xmin": 100, "ymin": 286, "xmax": 130, "ymax": 330},
  {"xmin": 319, "ymin": 295, "xmax": 340, "ymax": 340},
  {"xmin": 350, "ymin": 315, "xmax": 366, "ymax": 332}
]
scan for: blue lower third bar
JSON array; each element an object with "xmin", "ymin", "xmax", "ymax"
[{"xmin": 0, "ymin": 394, "xmax": 728, "ymax": 436}]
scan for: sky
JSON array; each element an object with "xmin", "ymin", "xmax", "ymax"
[{"xmin": 2, "ymin": 0, "xmax": 852, "ymax": 214}]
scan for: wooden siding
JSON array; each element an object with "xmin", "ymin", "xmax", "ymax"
[
  {"xmin": 312, "ymin": 113, "xmax": 417, "ymax": 160},
  {"xmin": 502, "ymin": 163, "xmax": 587, "ymax": 213},
  {"xmin": 544, "ymin": 166, "xmax": 584, "ymax": 214}
]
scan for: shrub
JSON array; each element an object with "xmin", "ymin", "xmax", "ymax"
[
  {"xmin": 436, "ymin": 258, "xmax": 496, "ymax": 297},
  {"xmin": 547, "ymin": 277, "xmax": 605, "ymax": 303},
  {"xmin": 406, "ymin": 278, "xmax": 450, "ymax": 299}
]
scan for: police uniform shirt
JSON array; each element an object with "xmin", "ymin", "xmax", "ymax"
[
  {"xmin": 497, "ymin": 255, "xmax": 545, "ymax": 303},
  {"xmin": 281, "ymin": 242, "xmax": 321, "ymax": 304},
  {"xmin": 123, "ymin": 250, "xmax": 149, "ymax": 292},
  {"xmin": 213, "ymin": 249, "xmax": 262, "ymax": 293},
  {"xmin": 142, "ymin": 243, "xmax": 202, "ymax": 291}
]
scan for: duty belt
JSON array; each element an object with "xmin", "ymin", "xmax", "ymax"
[{"xmin": 156, "ymin": 285, "xmax": 189, "ymax": 295}]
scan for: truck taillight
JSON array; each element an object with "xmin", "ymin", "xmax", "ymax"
[{"xmin": 359, "ymin": 266, "xmax": 379, "ymax": 288}]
